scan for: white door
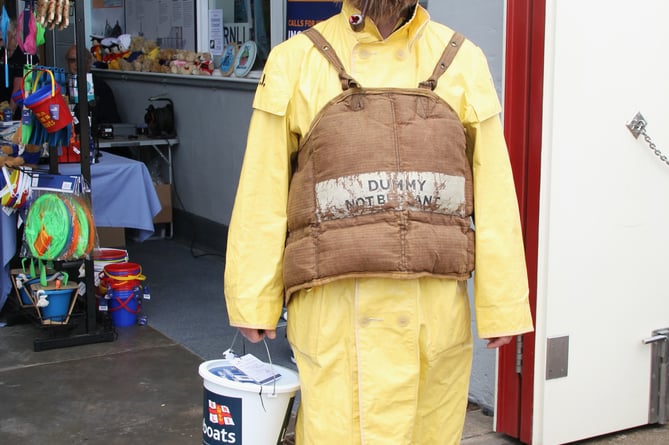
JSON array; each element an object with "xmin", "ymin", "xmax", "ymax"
[{"xmin": 534, "ymin": 1, "xmax": 669, "ymax": 444}]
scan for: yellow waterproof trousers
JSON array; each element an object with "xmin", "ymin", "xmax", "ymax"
[{"xmin": 287, "ymin": 277, "xmax": 473, "ymax": 445}]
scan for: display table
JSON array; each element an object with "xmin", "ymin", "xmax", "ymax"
[
  {"xmin": 97, "ymin": 136, "xmax": 177, "ymax": 184},
  {"xmin": 97, "ymin": 136, "xmax": 177, "ymax": 237},
  {"xmin": 0, "ymin": 152, "xmax": 161, "ymax": 311}
]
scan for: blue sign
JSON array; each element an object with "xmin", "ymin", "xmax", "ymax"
[{"xmin": 286, "ymin": 1, "xmax": 342, "ymax": 38}]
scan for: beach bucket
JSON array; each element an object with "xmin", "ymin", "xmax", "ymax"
[
  {"xmin": 22, "ymin": 69, "xmax": 72, "ymax": 133},
  {"xmin": 15, "ymin": 271, "xmax": 62, "ymax": 307},
  {"xmin": 34, "ymin": 285, "xmax": 78, "ymax": 323},
  {"xmin": 93, "ymin": 248, "xmax": 129, "ymax": 296},
  {"xmin": 20, "ymin": 276, "xmax": 42, "ymax": 305},
  {"xmin": 199, "ymin": 359, "xmax": 300, "ymax": 445},
  {"xmin": 11, "ymin": 274, "xmax": 36, "ymax": 306},
  {"xmin": 102, "ymin": 262, "xmax": 145, "ymax": 291},
  {"xmin": 108, "ymin": 287, "xmax": 141, "ymax": 327},
  {"xmin": 93, "ymin": 248, "xmax": 129, "ymax": 268},
  {"xmin": 11, "ymin": 89, "xmax": 24, "ymax": 107}
]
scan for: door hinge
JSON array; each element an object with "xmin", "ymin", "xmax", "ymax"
[{"xmin": 644, "ymin": 328, "xmax": 669, "ymax": 424}]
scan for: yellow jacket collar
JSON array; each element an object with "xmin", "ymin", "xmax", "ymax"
[{"xmin": 340, "ymin": 1, "xmax": 430, "ymax": 44}]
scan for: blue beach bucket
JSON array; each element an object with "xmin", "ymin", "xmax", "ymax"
[
  {"xmin": 16, "ymin": 272, "xmax": 61, "ymax": 307},
  {"xmin": 108, "ymin": 287, "xmax": 141, "ymax": 327},
  {"xmin": 16, "ymin": 276, "xmax": 38, "ymax": 306},
  {"xmin": 38, "ymin": 288, "xmax": 76, "ymax": 322}
]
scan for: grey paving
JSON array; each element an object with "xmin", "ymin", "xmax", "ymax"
[{"xmin": 0, "ymin": 324, "xmax": 203, "ymax": 444}]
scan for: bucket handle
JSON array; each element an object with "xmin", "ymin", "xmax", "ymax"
[
  {"xmin": 225, "ymin": 331, "xmax": 279, "ymax": 399},
  {"xmin": 103, "ymin": 267, "xmax": 146, "ymax": 282},
  {"xmin": 21, "ymin": 68, "xmax": 55, "ymax": 101}
]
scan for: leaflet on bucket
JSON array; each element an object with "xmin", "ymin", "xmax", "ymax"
[{"xmin": 213, "ymin": 351, "xmax": 282, "ymax": 385}]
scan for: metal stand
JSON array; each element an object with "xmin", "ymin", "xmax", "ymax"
[{"xmin": 33, "ymin": 0, "xmax": 114, "ymax": 351}]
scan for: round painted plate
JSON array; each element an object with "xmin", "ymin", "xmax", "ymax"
[
  {"xmin": 233, "ymin": 41, "xmax": 257, "ymax": 78},
  {"xmin": 220, "ymin": 43, "xmax": 237, "ymax": 76}
]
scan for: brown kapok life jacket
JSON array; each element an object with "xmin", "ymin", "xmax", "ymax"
[{"xmin": 283, "ymin": 28, "xmax": 473, "ymax": 298}]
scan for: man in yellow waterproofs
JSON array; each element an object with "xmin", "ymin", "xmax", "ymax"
[{"xmin": 224, "ymin": 1, "xmax": 533, "ymax": 443}]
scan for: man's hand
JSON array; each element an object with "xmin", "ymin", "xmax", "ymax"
[
  {"xmin": 238, "ymin": 327, "xmax": 277, "ymax": 343},
  {"xmin": 485, "ymin": 336, "xmax": 513, "ymax": 349}
]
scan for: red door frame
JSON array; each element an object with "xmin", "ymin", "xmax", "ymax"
[{"xmin": 496, "ymin": 0, "xmax": 545, "ymax": 443}]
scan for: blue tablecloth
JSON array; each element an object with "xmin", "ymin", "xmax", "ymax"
[{"xmin": 0, "ymin": 152, "xmax": 161, "ymax": 311}]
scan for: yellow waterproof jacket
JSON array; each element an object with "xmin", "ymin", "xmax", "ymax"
[{"xmin": 224, "ymin": 2, "xmax": 533, "ymax": 339}]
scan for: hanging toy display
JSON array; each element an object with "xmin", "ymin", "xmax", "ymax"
[
  {"xmin": 18, "ymin": 68, "xmax": 72, "ymax": 148},
  {"xmin": 23, "ymin": 191, "xmax": 95, "ymax": 261},
  {"xmin": 0, "ymin": 165, "xmax": 32, "ymax": 213}
]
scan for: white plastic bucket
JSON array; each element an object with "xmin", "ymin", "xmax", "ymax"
[{"xmin": 199, "ymin": 359, "xmax": 300, "ymax": 445}]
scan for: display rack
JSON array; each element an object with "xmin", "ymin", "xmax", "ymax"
[{"xmin": 32, "ymin": 0, "xmax": 115, "ymax": 350}]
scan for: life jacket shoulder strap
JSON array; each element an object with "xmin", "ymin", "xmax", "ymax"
[
  {"xmin": 302, "ymin": 28, "xmax": 465, "ymax": 91},
  {"xmin": 419, "ymin": 32, "xmax": 466, "ymax": 91},
  {"xmin": 302, "ymin": 27, "xmax": 361, "ymax": 90}
]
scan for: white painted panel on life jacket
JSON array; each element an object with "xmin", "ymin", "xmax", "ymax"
[{"xmin": 535, "ymin": 1, "xmax": 669, "ymax": 444}]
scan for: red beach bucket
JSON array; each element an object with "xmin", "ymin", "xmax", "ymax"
[
  {"xmin": 22, "ymin": 69, "xmax": 73, "ymax": 133},
  {"xmin": 102, "ymin": 262, "xmax": 145, "ymax": 291}
]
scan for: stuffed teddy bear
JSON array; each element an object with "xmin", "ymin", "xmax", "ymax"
[
  {"xmin": 142, "ymin": 39, "xmax": 159, "ymax": 58},
  {"xmin": 129, "ymin": 35, "xmax": 146, "ymax": 53},
  {"xmin": 117, "ymin": 58, "xmax": 135, "ymax": 71},
  {"xmin": 169, "ymin": 60, "xmax": 193, "ymax": 75},
  {"xmin": 0, "ymin": 144, "xmax": 22, "ymax": 167},
  {"xmin": 193, "ymin": 52, "xmax": 214, "ymax": 75},
  {"xmin": 0, "ymin": 144, "xmax": 43, "ymax": 167}
]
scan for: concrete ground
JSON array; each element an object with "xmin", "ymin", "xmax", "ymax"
[
  {"xmin": 1, "ymin": 319, "xmax": 668, "ymax": 444},
  {"xmin": 461, "ymin": 408, "xmax": 669, "ymax": 445}
]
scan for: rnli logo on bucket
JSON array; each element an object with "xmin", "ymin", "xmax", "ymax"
[
  {"xmin": 208, "ymin": 400, "xmax": 235, "ymax": 426},
  {"xmin": 203, "ymin": 390, "xmax": 241, "ymax": 444}
]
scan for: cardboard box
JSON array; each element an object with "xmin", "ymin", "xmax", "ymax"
[
  {"xmin": 153, "ymin": 183, "xmax": 173, "ymax": 224},
  {"xmin": 97, "ymin": 227, "xmax": 126, "ymax": 247}
]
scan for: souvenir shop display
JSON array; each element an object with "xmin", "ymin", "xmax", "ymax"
[{"xmin": 0, "ymin": 0, "xmax": 121, "ymax": 351}]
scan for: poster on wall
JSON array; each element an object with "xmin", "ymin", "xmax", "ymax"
[
  {"xmin": 124, "ymin": 0, "xmax": 196, "ymax": 51},
  {"xmin": 286, "ymin": 0, "xmax": 342, "ymax": 38},
  {"xmin": 91, "ymin": 0, "xmax": 125, "ymax": 38},
  {"xmin": 209, "ymin": 9, "xmax": 224, "ymax": 56}
]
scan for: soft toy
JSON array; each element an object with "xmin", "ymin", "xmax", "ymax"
[
  {"xmin": 157, "ymin": 47, "xmax": 177, "ymax": 66},
  {"xmin": 0, "ymin": 143, "xmax": 43, "ymax": 167},
  {"xmin": 129, "ymin": 35, "xmax": 146, "ymax": 53},
  {"xmin": 108, "ymin": 58, "xmax": 122, "ymax": 71},
  {"xmin": 194, "ymin": 52, "xmax": 214, "ymax": 75},
  {"xmin": 1, "ymin": 127, "xmax": 25, "ymax": 167},
  {"xmin": 142, "ymin": 39, "xmax": 159, "ymax": 57},
  {"xmin": 117, "ymin": 34, "xmax": 132, "ymax": 53},
  {"xmin": 117, "ymin": 58, "xmax": 135, "ymax": 72},
  {"xmin": 102, "ymin": 43, "xmax": 124, "ymax": 64},
  {"xmin": 142, "ymin": 58, "xmax": 167, "ymax": 74},
  {"xmin": 0, "ymin": 144, "xmax": 23, "ymax": 167},
  {"xmin": 170, "ymin": 60, "xmax": 193, "ymax": 75},
  {"xmin": 90, "ymin": 36, "xmax": 104, "ymax": 63}
]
